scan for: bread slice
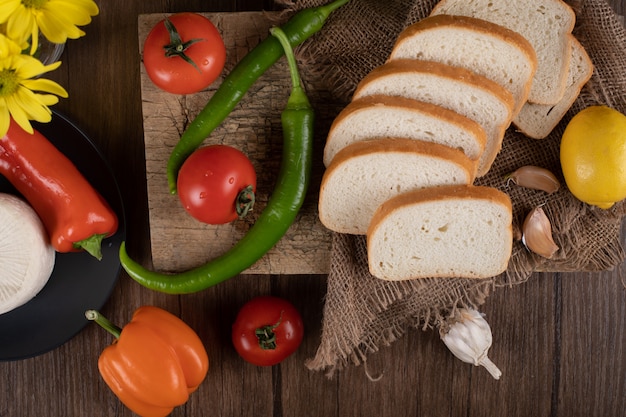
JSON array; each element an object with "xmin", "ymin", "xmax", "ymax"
[
  {"xmin": 430, "ymin": 0, "xmax": 576, "ymax": 105},
  {"xmin": 323, "ymin": 95, "xmax": 487, "ymax": 167},
  {"xmin": 367, "ymin": 184, "xmax": 513, "ymax": 281},
  {"xmin": 513, "ymin": 36, "xmax": 594, "ymax": 139},
  {"xmin": 352, "ymin": 59, "xmax": 514, "ymax": 177},
  {"xmin": 318, "ymin": 138, "xmax": 476, "ymax": 235},
  {"xmin": 389, "ymin": 14, "xmax": 537, "ymax": 117}
]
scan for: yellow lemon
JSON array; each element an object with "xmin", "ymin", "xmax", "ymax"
[{"xmin": 560, "ymin": 105, "xmax": 626, "ymax": 209}]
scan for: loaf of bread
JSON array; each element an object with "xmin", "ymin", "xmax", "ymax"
[
  {"xmin": 316, "ymin": 0, "xmax": 593, "ymax": 282},
  {"xmin": 367, "ymin": 185, "xmax": 513, "ymax": 281},
  {"xmin": 389, "ymin": 14, "xmax": 537, "ymax": 116},
  {"xmin": 352, "ymin": 59, "xmax": 514, "ymax": 177},
  {"xmin": 319, "ymin": 138, "xmax": 476, "ymax": 235},
  {"xmin": 323, "ymin": 95, "xmax": 487, "ymax": 167},
  {"xmin": 430, "ymin": 0, "xmax": 576, "ymax": 105},
  {"xmin": 513, "ymin": 36, "xmax": 594, "ymax": 139}
]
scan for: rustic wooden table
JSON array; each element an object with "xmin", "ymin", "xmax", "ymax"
[{"xmin": 1, "ymin": 1, "xmax": 625, "ymax": 416}]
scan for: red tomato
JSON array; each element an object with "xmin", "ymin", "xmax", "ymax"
[
  {"xmin": 232, "ymin": 296, "xmax": 304, "ymax": 366},
  {"xmin": 177, "ymin": 144, "xmax": 256, "ymax": 224},
  {"xmin": 143, "ymin": 12, "xmax": 226, "ymax": 94}
]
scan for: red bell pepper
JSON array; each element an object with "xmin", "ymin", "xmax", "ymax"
[{"xmin": 0, "ymin": 117, "xmax": 118, "ymax": 259}]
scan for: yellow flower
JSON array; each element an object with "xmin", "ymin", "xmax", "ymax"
[
  {"xmin": 0, "ymin": 34, "xmax": 68, "ymax": 136},
  {"xmin": 0, "ymin": 0, "xmax": 99, "ymax": 54}
]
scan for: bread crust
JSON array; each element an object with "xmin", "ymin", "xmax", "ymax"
[
  {"xmin": 513, "ymin": 35, "xmax": 594, "ymax": 139},
  {"xmin": 391, "ymin": 14, "xmax": 538, "ymax": 116},
  {"xmin": 367, "ymin": 184, "xmax": 513, "ymax": 238},
  {"xmin": 324, "ymin": 94, "xmax": 487, "ymax": 166},
  {"xmin": 430, "ymin": 0, "xmax": 576, "ymax": 105},
  {"xmin": 396, "ymin": 15, "xmax": 536, "ymax": 55},
  {"xmin": 319, "ymin": 139, "xmax": 476, "ymax": 234},
  {"xmin": 355, "ymin": 60, "xmax": 515, "ymax": 110},
  {"xmin": 326, "ymin": 137, "xmax": 477, "ymax": 178},
  {"xmin": 366, "ymin": 185, "xmax": 513, "ymax": 280},
  {"xmin": 353, "ymin": 59, "xmax": 514, "ymax": 177}
]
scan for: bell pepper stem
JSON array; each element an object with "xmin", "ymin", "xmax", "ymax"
[
  {"xmin": 85, "ymin": 310, "xmax": 122, "ymax": 339},
  {"xmin": 73, "ymin": 233, "xmax": 107, "ymax": 260}
]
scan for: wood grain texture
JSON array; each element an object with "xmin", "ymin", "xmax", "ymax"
[
  {"xmin": 0, "ymin": 1, "xmax": 624, "ymax": 417},
  {"xmin": 138, "ymin": 12, "xmax": 333, "ymax": 274}
]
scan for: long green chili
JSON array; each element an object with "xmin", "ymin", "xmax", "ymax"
[
  {"xmin": 167, "ymin": 0, "xmax": 350, "ymax": 194},
  {"xmin": 119, "ymin": 26, "xmax": 314, "ymax": 294}
]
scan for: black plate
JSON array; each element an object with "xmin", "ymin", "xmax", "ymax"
[{"xmin": 0, "ymin": 112, "xmax": 126, "ymax": 361}]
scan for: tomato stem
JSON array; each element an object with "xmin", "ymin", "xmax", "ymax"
[
  {"xmin": 85, "ymin": 310, "xmax": 122, "ymax": 339},
  {"xmin": 163, "ymin": 17, "xmax": 204, "ymax": 73},
  {"xmin": 255, "ymin": 310, "xmax": 284, "ymax": 350},
  {"xmin": 235, "ymin": 185, "xmax": 256, "ymax": 218}
]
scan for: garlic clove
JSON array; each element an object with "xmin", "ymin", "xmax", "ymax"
[
  {"xmin": 441, "ymin": 308, "xmax": 502, "ymax": 380},
  {"xmin": 506, "ymin": 165, "xmax": 560, "ymax": 194},
  {"xmin": 522, "ymin": 206, "xmax": 559, "ymax": 258}
]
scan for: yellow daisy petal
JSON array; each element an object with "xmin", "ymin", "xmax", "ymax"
[
  {"xmin": 14, "ymin": 56, "xmax": 61, "ymax": 79},
  {"xmin": 51, "ymin": 0, "xmax": 99, "ymax": 25},
  {"xmin": 31, "ymin": 92, "xmax": 56, "ymax": 111},
  {"xmin": 10, "ymin": 55, "xmax": 41, "ymax": 78},
  {"xmin": 0, "ymin": 0, "xmax": 21, "ymax": 25},
  {"xmin": 0, "ymin": 100, "xmax": 10, "ymax": 138},
  {"xmin": 6, "ymin": 95, "xmax": 33, "ymax": 134},
  {"xmin": 0, "ymin": 33, "xmax": 23, "ymax": 58},
  {"xmin": 13, "ymin": 87, "xmax": 53, "ymax": 123},
  {"xmin": 0, "ymin": 0, "xmax": 91, "ymax": 130},
  {"xmin": 38, "ymin": 12, "xmax": 85, "ymax": 43},
  {"xmin": 22, "ymin": 78, "xmax": 68, "ymax": 98},
  {"xmin": 6, "ymin": 6, "xmax": 35, "ymax": 46},
  {"xmin": 32, "ymin": 93, "xmax": 60, "ymax": 107},
  {"xmin": 42, "ymin": 60, "xmax": 63, "ymax": 73},
  {"xmin": 2, "ymin": 0, "xmax": 98, "ymax": 45},
  {"xmin": 9, "ymin": 88, "xmax": 36, "ymax": 119}
]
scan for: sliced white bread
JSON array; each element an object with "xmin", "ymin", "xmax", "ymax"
[
  {"xmin": 323, "ymin": 95, "xmax": 487, "ymax": 168},
  {"xmin": 367, "ymin": 184, "xmax": 513, "ymax": 281},
  {"xmin": 389, "ymin": 14, "xmax": 537, "ymax": 117},
  {"xmin": 430, "ymin": 0, "xmax": 575, "ymax": 105},
  {"xmin": 319, "ymin": 138, "xmax": 476, "ymax": 235},
  {"xmin": 513, "ymin": 36, "xmax": 594, "ymax": 139},
  {"xmin": 352, "ymin": 59, "xmax": 514, "ymax": 177}
]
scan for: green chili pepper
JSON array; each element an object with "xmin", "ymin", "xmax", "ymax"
[
  {"xmin": 119, "ymin": 26, "xmax": 314, "ymax": 294},
  {"xmin": 166, "ymin": 0, "xmax": 350, "ymax": 194}
]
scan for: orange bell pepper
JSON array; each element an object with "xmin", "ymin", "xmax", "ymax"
[{"xmin": 86, "ymin": 306, "xmax": 209, "ymax": 417}]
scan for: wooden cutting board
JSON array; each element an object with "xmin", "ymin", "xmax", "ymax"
[{"xmin": 138, "ymin": 12, "xmax": 340, "ymax": 274}]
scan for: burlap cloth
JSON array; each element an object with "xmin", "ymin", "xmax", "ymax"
[{"xmin": 278, "ymin": 0, "xmax": 626, "ymax": 376}]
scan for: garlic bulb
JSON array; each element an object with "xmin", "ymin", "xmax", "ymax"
[{"xmin": 441, "ymin": 308, "xmax": 502, "ymax": 380}]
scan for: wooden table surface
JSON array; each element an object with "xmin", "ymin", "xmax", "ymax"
[{"xmin": 1, "ymin": 1, "xmax": 625, "ymax": 416}]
